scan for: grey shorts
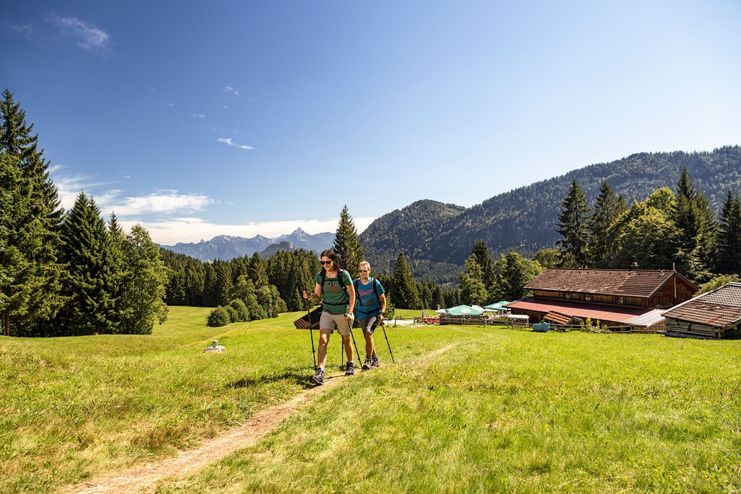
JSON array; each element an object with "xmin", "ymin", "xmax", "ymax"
[
  {"xmin": 320, "ymin": 311, "xmax": 352, "ymax": 336},
  {"xmin": 358, "ymin": 316, "xmax": 379, "ymax": 334}
]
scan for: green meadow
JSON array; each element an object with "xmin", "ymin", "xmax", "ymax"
[{"xmin": 1, "ymin": 307, "xmax": 739, "ymax": 493}]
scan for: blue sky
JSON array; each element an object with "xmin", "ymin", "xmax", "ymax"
[{"xmin": 2, "ymin": 1, "xmax": 740, "ymax": 244}]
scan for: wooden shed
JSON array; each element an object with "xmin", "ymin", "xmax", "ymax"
[{"xmin": 662, "ymin": 283, "xmax": 741, "ymax": 339}]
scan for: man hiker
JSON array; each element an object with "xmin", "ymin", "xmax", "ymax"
[
  {"xmin": 354, "ymin": 261, "xmax": 387, "ymax": 370},
  {"xmin": 303, "ymin": 249, "xmax": 356, "ymax": 385}
]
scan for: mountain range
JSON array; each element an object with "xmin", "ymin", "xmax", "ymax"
[
  {"xmin": 360, "ymin": 146, "xmax": 741, "ymax": 277},
  {"xmin": 162, "ymin": 228, "xmax": 335, "ymax": 261},
  {"xmin": 162, "ymin": 147, "xmax": 740, "ymax": 278}
]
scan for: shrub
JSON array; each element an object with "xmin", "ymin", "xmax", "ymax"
[
  {"xmin": 207, "ymin": 307, "xmax": 231, "ymax": 327},
  {"xmin": 229, "ymin": 299, "xmax": 250, "ymax": 322},
  {"xmin": 225, "ymin": 305, "xmax": 239, "ymax": 322}
]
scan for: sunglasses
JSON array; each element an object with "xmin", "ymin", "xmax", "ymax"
[
  {"xmin": 320, "ymin": 260, "xmax": 333, "ymax": 265},
  {"xmin": 358, "ymin": 269, "xmax": 369, "ymax": 272}
]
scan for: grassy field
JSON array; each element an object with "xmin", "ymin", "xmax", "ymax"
[{"xmin": 1, "ymin": 307, "xmax": 739, "ymax": 493}]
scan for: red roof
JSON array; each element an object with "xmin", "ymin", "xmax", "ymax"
[
  {"xmin": 525, "ymin": 269, "xmax": 694, "ymax": 298},
  {"xmin": 508, "ymin": 298, "xmax": 647, "ymax": 324},
  {"xmin": 663, "ymin": 283, "xmax": 741, "ymax": 328}
]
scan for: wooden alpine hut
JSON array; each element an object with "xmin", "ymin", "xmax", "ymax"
[{"xmin": 662, "ymin": 282, "xmax": 741, "ymax": 339}]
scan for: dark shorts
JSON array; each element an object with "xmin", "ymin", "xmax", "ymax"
[{"xmin": 357, "ymin": 316, "xmax": 379, "ymax": 334}]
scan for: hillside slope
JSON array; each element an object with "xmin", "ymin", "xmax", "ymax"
[{"xmin": 361, "ymin": 146, "xmax": 741, "ymax": 269}]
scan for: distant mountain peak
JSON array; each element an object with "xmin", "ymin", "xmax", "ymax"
[{"xmin": 163, "ymin": 230, "xmax": 334, "ymax": 261}]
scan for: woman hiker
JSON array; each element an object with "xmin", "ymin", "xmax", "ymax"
[
  {"xmin": 353, "ymin": 261, "xmax": 387, "ymax": 370},
  {"xmin": 303, "ymin": 249, "xmax": 356, "ymax": 385}
]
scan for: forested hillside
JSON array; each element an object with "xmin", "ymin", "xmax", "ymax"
[{"xmin": 361, "ymin": 147, "xmax": 741, "ymax": 269}]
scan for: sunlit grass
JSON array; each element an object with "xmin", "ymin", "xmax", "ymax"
[
  {"xmin": 2, "ymin": 308, "xmax": 739, "ymax": 493},
  {"xmin": 0, "ymin": 306, "xmax": 473, "ymax": 493},
  {"xmin": 154, "ymin": 329, "xmax": 741, "ymax": 494}
]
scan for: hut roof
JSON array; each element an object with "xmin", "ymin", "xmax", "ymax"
[
  {"xmin": 662, "ymin": 283, "xmax": 741, "ymax": 329},
  {"xmin": 524, "ymin": 269, "xmax": 695, "ymax": 298}
]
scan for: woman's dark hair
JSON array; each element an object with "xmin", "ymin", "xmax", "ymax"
[{"xmin": 319, "ymin": 249, "xmax": 339, "ymax": 274}]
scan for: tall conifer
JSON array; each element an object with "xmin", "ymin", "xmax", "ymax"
[
  {"xmin": 333, "ymin": 205, "xmax": 364, "ymax": 273},
  {"xmin": 716, "ymin": 190, "xmax": 741, "ymax": 274},
  {"xmin": 391, "ymin": 252, "xmax": 420, "ymax": 309},
  {"xmin": 556, "ymin": 180, "xmax": 590, "ymax": 267},
  {"xmin": 57, "ymin": 193, "xmax": 119, "ymax": 335},
  {"xmin": 0, "ymin": 90, "xmax": 64, "ymax": 333},
  {"xmin": 588, "ymin": 181, "xmax": 626, "ymax": 267}
]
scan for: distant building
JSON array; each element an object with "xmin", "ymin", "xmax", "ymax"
[
  {"xmin": 662, "ymin": 283, "xmax": 741, "ymax": 339},
  {"xmin": 508, "ymin": 268, "xmax": 697, "ymax": 329}
]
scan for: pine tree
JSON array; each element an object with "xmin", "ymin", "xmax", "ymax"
[
  {"xmin": 716, "ymin": 190, "xmax": 741, "ymax": 274},
  {"xmin": 391, "ymin": 252, "xmax": 421, "ymax": 309},
  {"xmin": 248, "ymin": 252, "xmax": 269, "ymax": 287},
  {"xmin": 673, "ymin": 168, "xmax": 718, "ymax": 280},
  {"xmin": 0, "ymin": 153, "xmax": 31, "ymax": 335},
  {"xmin": 333, "ymin": 205, "xmax": 364, "ymax": 273},
  {"xmin": 433, "ymin": 285, "xmax": 446, "ymax": 309},
  {"xmin": 0, "ymin": 90, "xmax": 65, "ymax": 333},
  {"xmin": 57, "ymin": 192, "xmax": 119, "ymax": 335},
  {"xmin": 556, "ymin": 180, "xmax": 590, "ymax": 267},
  {"xmin": 470, "ymin": 240, "xmax": 496, "ymax": 296},
  {"xmin": 117, "ymin": 225, "xmax": 169, "ymax": 333},
  {"xmin": 588, "ymin": 181, "xmax": 626, "ymax": 267},
  {"xmin": 459, "ymin": 254, "xmax": 488, "ymax": 305},
  {"xmin": 212, "ymin": 260, "xmax": 233, "ymax": 307}
]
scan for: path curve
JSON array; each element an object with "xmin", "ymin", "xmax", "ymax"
[{"xmin": 61, "ymin": 343, "xmax": 457, "ymax": 494}]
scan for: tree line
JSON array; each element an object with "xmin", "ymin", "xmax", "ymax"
[
  {"xmin": 1, "ymin": 90, "xmax": 168, "ymax": 336},
  {"xmin": 555, "ymin": 173, "xmax": 740, "ymax": 282}
]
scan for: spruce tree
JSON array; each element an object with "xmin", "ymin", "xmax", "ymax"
[
  {"xmin": 673, "ymin": 168, "xmax": 718, "ymax": 280},
  {"xmin": 333, "ymin": 205, "xmax": 364, "ymax": 273},
  {"xmin": 391, "ymin": 252, "xmax": 420, "ymax": 309},
  {"xmin": 248, "ymin": 252, "xmax": 269, "ymax": 287},
  {"xmin": 556, "ymin": 180, "xmax": 590, "ymax": 267},
  {"xmin": 716, "ymin": 190, "xmax": 741, "ymax": 274},
  {"xmin": 0, "ymin": 153, "xmax": 31, "ymax": 335},
  {"xmin": 470, "ymin": 240, "xmax": 496, "ymax": 296},
  {"xmin": 588, "ymin": 181, "xmax": 626, "ymax": 267},
  {"xmin": 0, "ymin": 90, "xmax": 65, "ymax": 333},
  {"xmin": 57, "ymin": 193, "xmax": 119, "ymax": 335}
]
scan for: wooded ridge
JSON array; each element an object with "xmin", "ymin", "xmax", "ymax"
[{"xmin": 361, "ymin": 147, "xmax": 741, "ymax": 271}]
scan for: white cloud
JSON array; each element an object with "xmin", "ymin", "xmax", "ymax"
[
  {"xmin": 222, "ymin": 86, "xmax": 239, "ymax": 96},
  {"xmin": 217, "ymin": 137, "xmax": 254, "ymax": 150},
  {"xmin": 1, "ymin": 22, "xmax": 34, "ymax": 38},
  {"xmin": 54, "ymin": 173, "xmax": 110, "ymax": 210},
  {"xmin": 99, "ymin": 191, "xmax": 213, "ymax": 216},
  {"xmin": 49, "ymin": 15, "xmax": 110, "ymax": 52},
  {"xmin": 191, "ymin": 113, "xmax": 206, "ymax": 119},
  {"xmin": 120, "ymin": 216, "xmax": 377, "ymax": 245},
  {"xmin": 52, "ymin": 170, "xmax": 212, "ymax": 216}
]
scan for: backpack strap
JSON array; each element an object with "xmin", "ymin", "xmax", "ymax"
[
  {"xmin": 355, "ymin": 276, "xmax": 381, "ymax": 307},
  {"xmin": 322, "ymin": 269, "xmax": 349, "ymax": 303}
]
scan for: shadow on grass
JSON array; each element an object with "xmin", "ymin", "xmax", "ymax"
[{"xmin": 227, "ymin": 368, "xmax": 315, "ymax": 389}]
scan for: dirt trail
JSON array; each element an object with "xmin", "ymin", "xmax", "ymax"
[{"xmin": 61, "ymin": 343, "xmax": 457, "ymax": 494}]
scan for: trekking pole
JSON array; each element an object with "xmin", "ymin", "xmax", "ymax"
[
  {"xmin": 381, "ymin": 321, "xmax": 395, "ymax": 363},
  {"xmin": 348, "ymin": 326, "xmax": 361, "ymax": 364},
  {"xmin": 305, "ymin": 298, "xmax": 317, "ymax": 370}
]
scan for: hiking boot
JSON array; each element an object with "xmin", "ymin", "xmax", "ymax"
[
  {"xmin": 311, "ymin": 367, "xmax": 324, "ymax": 385},
  {"xmin": 371, "ymin": 355, "xmax": 380, "ymax": 368},
  {"xmin": 345, "ymin": 361, "xmax": 355, "ymax": 376},
  {"xmin": 362, "ymin": 356, "xmax": 372, "ymax": 371}
]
